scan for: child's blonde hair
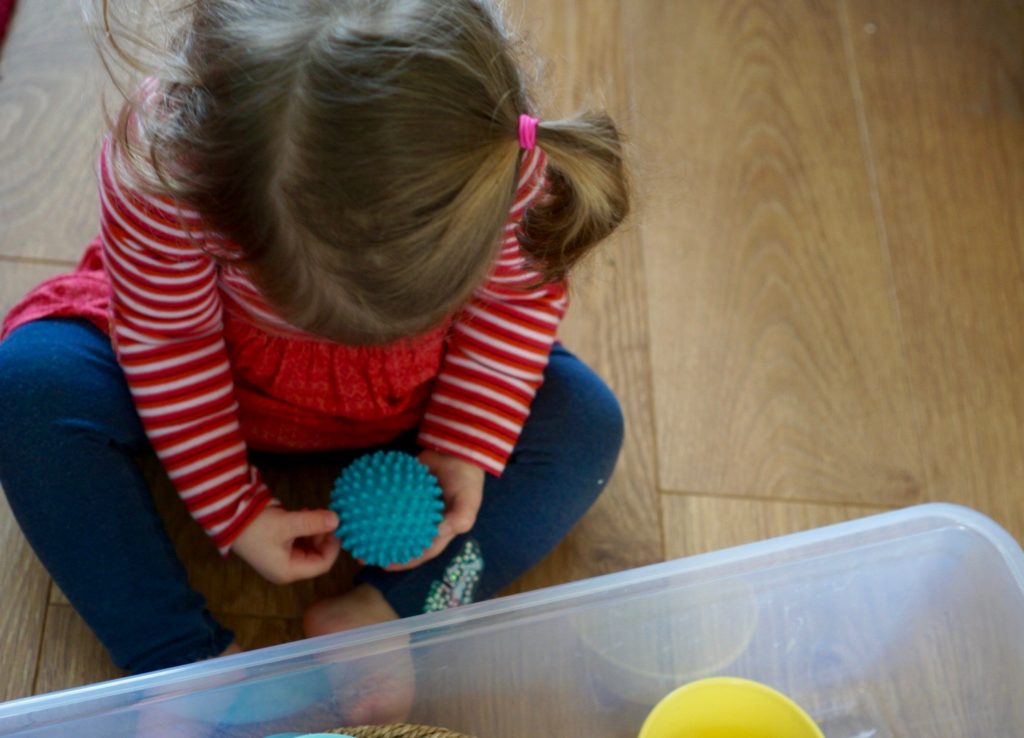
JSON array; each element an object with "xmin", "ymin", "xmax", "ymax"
[{"xmin": 95, "ymin": 0, "xmax": 630, "ymax": 344}]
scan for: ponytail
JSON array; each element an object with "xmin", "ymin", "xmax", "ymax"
[{"xmin": 519, "ymin": 111, "xmax": 631, "ymax": 282}]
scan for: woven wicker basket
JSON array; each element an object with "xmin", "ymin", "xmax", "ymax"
[{"xmin": 322, "ymin": 726, "xmax": 475, "ymax": 738}]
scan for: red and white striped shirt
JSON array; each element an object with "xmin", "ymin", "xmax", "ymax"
[{"xmin": 97, "ymin": 138, "xmax": 566, "ymax": 554}]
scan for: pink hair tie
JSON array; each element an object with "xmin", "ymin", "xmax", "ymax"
[{"xmin": 518, "ymin": 114, "xmax": 539, "ymax": 150}]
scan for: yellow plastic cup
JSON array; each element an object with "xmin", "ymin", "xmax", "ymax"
[{"xmin": 638, "ymin": 677, "xmax": 824, "ymax": 738}]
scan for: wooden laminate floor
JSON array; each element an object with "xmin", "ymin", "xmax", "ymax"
[{"xmin": 0, "ymin": 0, "xmax": 1021, "ymax": 699}]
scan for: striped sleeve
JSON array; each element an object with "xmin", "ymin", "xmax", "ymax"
[
  {"xmin": 417, "ymin": 147, "xmax": 568, "ymax": 476},
  {"xmin": 97, "ymin": 138, "xmax": 276, "ymax": 555}
]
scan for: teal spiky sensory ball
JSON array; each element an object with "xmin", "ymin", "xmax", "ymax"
[{"xmin": 329, "ymin": 451, "xmax": 445, "ymax": 567}]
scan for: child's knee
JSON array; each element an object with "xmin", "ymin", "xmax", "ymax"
[
  {"xmin": 0, "ymin": 322, "xmax": 135, "ymax": 449},
  {"xmin": 544, "ymin": 352, "xmax": 625, "ymax": 460},
  {"xmin": 0, "ymin": 335, "xmax": 57, "ymax": 436},
  {"xmin": 581, "ymin": 378, "xmax": 625, "ymax": 460},
  {"xmin": 1, "ymin": 332, "xmax": 75, "ymax": 402}
]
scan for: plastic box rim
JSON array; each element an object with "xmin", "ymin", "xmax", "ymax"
[{"xmin": 1, "ymin": 502, "xmax": 1021, "ymax": 730}]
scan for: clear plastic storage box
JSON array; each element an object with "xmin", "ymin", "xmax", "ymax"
[{"xmin": 1, "ymin": 503, "xmax": 1022, "ymax": 737}]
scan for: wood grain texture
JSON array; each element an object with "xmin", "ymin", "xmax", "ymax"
[
  {"xmin": 0, "ymin": 489, "xmax": 51, "ymax": 702},
  {"xmin": 843, "ymin": 0, "xmax": 1024, "ymax": 540},
  {"xmin": 9, "ymin": 0, "xmax": 1024, "ymax": 707},
  {"xmin": 661, "ymin": 493, "xmax": 889, "ymax": 559},
  {"xmin": 0, "ymin": 0, "xmax": 107, "ymax": 261},
  {"xmin": 0, "ymin": 259, "xmax": 73, "ymax": 319},
  {"xmin": 33, "ymin": 605, "xmax": 123, "ymax": 695},
  {"xmin": 49, "ymin": 581, "xmax": 68, "ymax": 606},
  {"xmin": 505, "ymin": 0, "xmax": 662, "ymax": 596},
  {"xmin": 218, "ymin": 612, "xmax": 305, "ymax": 652},
  {"xmin": 629, "ymin": 0, "xmax": 923, "ymax": 506}
]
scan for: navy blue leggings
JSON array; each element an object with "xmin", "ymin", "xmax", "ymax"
[{"xmin": 0, "ymin": 319, "xmax": 623, "ymax": 674}]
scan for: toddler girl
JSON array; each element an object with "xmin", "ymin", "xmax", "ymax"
[{"xmin": 0, "ymin": 0, "xmax": 629, "ymax": 677}]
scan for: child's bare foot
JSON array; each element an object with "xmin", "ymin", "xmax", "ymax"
[
  {"xmin": 304, "ymin": 584, "xmax": 415, "ymax": 725},
  {"xmin": 218, "ymin": 641, "xmax": 244, "ymax": 658},
  {"xmin": 304, "ymin": 583, "xmax": 399, "ymax": 635}
]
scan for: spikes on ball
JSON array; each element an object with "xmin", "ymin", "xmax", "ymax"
[{"xmin": 329, "ymin": 451, "xmax": 445, "ymax": 567}]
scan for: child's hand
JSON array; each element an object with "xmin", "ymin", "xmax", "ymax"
[
  {"xmin": 384, "ymin": 449, "xmax": 485, "ymax": 572},
  {"xmin": 232, "ymin": 507, "xmax": 341, "ymax": 584}
]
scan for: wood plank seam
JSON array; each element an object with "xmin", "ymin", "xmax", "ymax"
[
  {"xmin": 660, "ymin": 487, "xmax": 903, "ymax": 511},
  {"xmin": 837, "ymin": 0, "xmax": 932, "ymax": 501},
  {"xmin": 29, "ymin": 587, "xmax": 53, "ymax": 696},
  {"xmin": 0, "ymin": 255, "xmax": 79, "ymax": 268},
  {"xmin": 613, "ymin": 0, "xmax": 665, "ymax": 562}
]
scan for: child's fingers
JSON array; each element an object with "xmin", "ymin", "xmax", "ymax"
[
  {"xmin": 445, "ymin": 510, "xmax": 475, "ymax": 536},
  {"xmin": 288, "ymin": 544, "xmax": 340, "ymax": 580},
  {"xmin": 311, "ymin": 533, "xmax": 341, "ymax": 561},
  {"xmin": 445, "ymin": 491, "xmax": 481, "ymax": 535},
  {"xmin": 295, "ymin": 531, "xmax": 332, "ymax": 554},
  {"xmin": 385, "ymin": 531, "xmax": 453, "ymax": 572},
  {"xmin": 285, "ymin": 509, "xmax": 339, "ymax": 539},
  {"xmin": 289, "ymin": 559, "xmax": 334, "ymax": 580}
]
